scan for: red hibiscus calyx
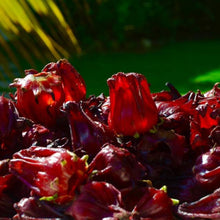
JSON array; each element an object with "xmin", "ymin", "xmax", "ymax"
[
  {"xmin": 107, "ymin": 72, "xmax": 158, "ymax": 136},
  {"xmin": 10, "ymin": 71, "xmax": 62, "ymax": 99}
]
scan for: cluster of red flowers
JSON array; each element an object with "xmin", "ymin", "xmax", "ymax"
[{"xmin": 0, "ymin": 59, "xmax": 219, "ymax": 219}]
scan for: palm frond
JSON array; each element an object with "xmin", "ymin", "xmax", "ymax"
[{"xmin": 0, "ymin": 0, "xmax": 82, "ymax": 84}]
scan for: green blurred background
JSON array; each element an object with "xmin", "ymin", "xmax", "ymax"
[{"xmin": 0, "ymin": 0, "xmax": 220, "ymax": 96}]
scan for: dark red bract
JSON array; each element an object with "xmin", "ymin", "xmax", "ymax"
[
  {"xmin": 155, "ymin": 83, "xmax": 220, "ymax": 152},
  {"xmin": 0, "ymin": 96, "xmax": 21, "ymax": 159},
  {"xmin": 0, "ymin": 59, "xmax": 219, "ymax": 219},
  {"xmin": 10, "ymin": 71, "xmax": 65, "ymax": 127},
  {"xmin": 21, "ymin": 123, "xmax": 70, "ymax": 149},
  {"xmin": 0, "ymin": 159, "xmax": 29, "ymax": 218},
  {"xmin": 13, "ymin": 197, "xmax": 66, "ymax": 219},
  {"xmin": 9, "ymin": 146, "xmax": 88, "ymax": 204},
  {"xmin": 193, "ymin": 146, "xmax": 220, "ymax": 192},
  {"xmin": 10, "ymin": 59, "xmax": 86, "ymax": 128},
  {"xmin": 42, "ymin": 59, "xmax": 86, "ymax": 102},
  {"xmin": 62, "ymin": 101, "xmax": 114, "ymax": 157},
  {"xmin": 88, "ymin": 143, "xmax": 146, "ymax": 189},
  {"xmin": 178, "ymin": 187, "xmax": 220, "ymax": 219},
  {"xmin": 66, "ymin": 181, "xmax": 128, "ymax": 220},
  {"xmin": 131, "ymin": 186, "xmax": 174, "ymax": 220}
]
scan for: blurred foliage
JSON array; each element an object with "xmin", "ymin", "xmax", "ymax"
[
  {"xmin": 68, "ymin": 0, "xmax": 220, "ymax": 49},
  {"xmin": 69, "ymin": 41, "xmax": 220, "ymax": 96},
  {"xmin": 0, "ymin": 0, "xmax": 220, "ymax": 83}
]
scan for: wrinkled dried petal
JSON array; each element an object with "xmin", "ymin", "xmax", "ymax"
[
  {"xmin": 152, "ymin": 82, "xmax": 181, "ymax": 101},
  {"xmin": 204, "ymin": 83, "xmax": 220, "ymax": 97},
  {"xmin": 193, "ymin": 146, "xmax": 220, "ymax": 192},
  {"xmin": 21, "ymin": 123, "xmax": 70, "ymax": 149},
  {"xmin": 178, "ymin": 187, "xmax": 220, "ymax": 219}
]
